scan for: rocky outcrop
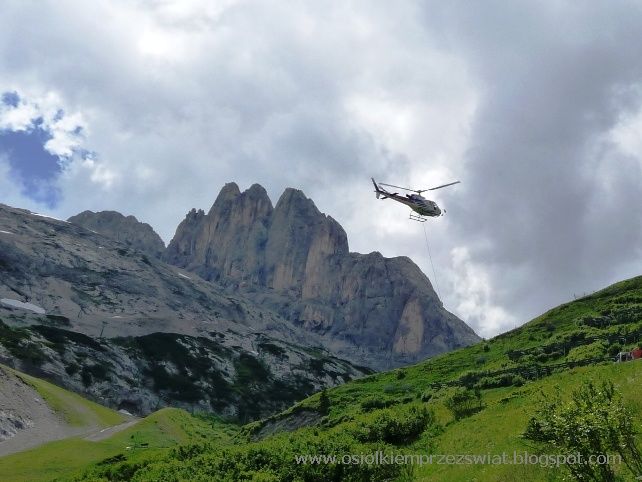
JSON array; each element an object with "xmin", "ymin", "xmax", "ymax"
[
  {"xmin": 0, "ymin": 203, "xmax": 368, "ymax": 420},
  {"xmin": 0, "ymin": 322, "xmax": 365, "ymax": 421},
  {"xmin": 68, "ymin": 210, "xmax": 165, "ymax": 259},
  {"xmin": 165, "ymin": 184, "xmax": 480, "ymax": 369}
]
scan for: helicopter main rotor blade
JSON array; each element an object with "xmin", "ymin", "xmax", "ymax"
[
  {"xmin": 428, "ymin": 181, "xmax": 460, "ymax": 191},
  {"xmin": 379, "ymin": 182, "xmax": 418, "ymax": 192}
]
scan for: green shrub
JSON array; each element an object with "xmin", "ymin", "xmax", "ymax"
[
  {"xmin": 444, "ymin": 388, "xmax": 483, "ymax": 420},
  {"xmin": 318, "ymin": 390, "xmax": 330, "ymax": 415},
  {"xmin": 455, "ymin": 370, "xmax": 485, "ymax": 388},
  {"xmin": 360, "ymin": 397, "xmax": 398, "ymax": 412},
  {"xmin": 354, "ymin": 405, "xmax": 433, "ymax": 445},
  {"xmin": 565, "ymin": 341, "xmax": 605, "ymax": 362},
  {"xmin": 382, "ymin": 383, "xmax": 413, "ymax": 394},
  {"xmin": 257, "ymin": 342, "xmax": 287, "ymax": 358},
  {"xmin": 65, "ymin": 362, "xmax": 80, "ymax": 376},
  {"xmin": 235, "ymin": 353, "xmax": 270, "ymax": 385},
  {"xmin": 607, "ymin": 343, "xmax": 622, "ymax": 357},
  {"xmin": 45, "ymin": 314, "xmax": 71, "ymax": 326},
  {"xmin": 475, "ymin": 373, "xmax": 525, "ymax": 389},
  {"xmin": 524, "ymin": 381, "xmax": 642, "ymax": 481},
  {"xmin": 82, "ymin": 432, "xmax": 404, "ymax": 482},
  {"xmin": 0, "ymin": 321, "xmax": 49, "ymax": 365}
]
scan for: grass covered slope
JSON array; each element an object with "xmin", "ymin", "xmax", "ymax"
[
  {"xmin": 0, "ymin": 365, "xmax": 240, "ymax": 481},
  {"xmin": 253, "ymin": 275, "xmax": 642, "ymax": 428},
  {"xmin": 74, "ymin": 364, "xmax": 640, "ymax": 482},
  {"xmin": 0, "ymin": 363, "xmax": 129, "ymax": 460},
  {"xmin": 0, "ymin": 408, "xmax": 238, "ymax": 482},
  {"xmin": 11, "ymin": 368, "xmax": 125, "ymax": 428},
  {"xmin": 65, "ymin": 275, "xmax": 642, "ymax": 481}
]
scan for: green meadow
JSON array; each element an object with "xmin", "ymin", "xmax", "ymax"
[{"xmin": 2, "ymin": 275, "xmax": 641, "ymax": 481}]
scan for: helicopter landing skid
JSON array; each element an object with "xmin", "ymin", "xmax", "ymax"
[{"xmin": 409, "ymin": 213, "xmax": 427, "ymax": 222}]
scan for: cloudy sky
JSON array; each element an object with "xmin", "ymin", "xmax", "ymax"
[{"xmin": 1, "ymin": 0, "xmax": 641, "ymax": 337}]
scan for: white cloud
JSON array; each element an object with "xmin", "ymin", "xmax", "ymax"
[
  {"xmin": 0, "ymin": 88, "xmax": 86, "ymax": 158},
  {"xmin": 609, "ymin": 107, "xmax": 642, "ymax": 161},
  {"xmin": 0, "ymin": 1, "xmax": 641, "ymax": 338},
  {"xmin": 44, "ymin": 111, "xmax": 85, "ymax": 157},
  {"xmin": 448, "ymin": 247, "xmax": 513, "ymax": 338},
  {"xmin": 0, "ymin": 101, "xmax": 39, "ymax": 132}
]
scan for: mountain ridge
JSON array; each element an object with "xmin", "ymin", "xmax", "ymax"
[
  {"xmin": 65, "ymin": 183, "xmax": 479, "ymax": 369},
  {"xmin": 0, "ymin": 203, "xmax": 368, "ymax": 419},
  {"xmin": 163, "ymin": 182, "xmax": 479, "ymax": 369},
  {"xmin": 68, "ymin": 210, "xmax": 165, "ymax": 259}
]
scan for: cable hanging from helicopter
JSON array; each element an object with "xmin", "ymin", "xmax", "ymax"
[
  {"xmin": 370, "ymin": 177, "xmax": 459, "ymax": 297},
  {"xmin": 370, "ymin": 177, "xmax": 460, "ymax": 222}
]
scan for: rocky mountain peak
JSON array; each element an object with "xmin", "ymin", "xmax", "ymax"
[
  {"xmin": 187, "ymin": 208, "xmax": 205, "ymax": 219},
  {"xmin": 272, "ymin": 188, "xmax": 348, "ymax": 253},
  {"xmin": 166, "ymin": 182, "xmax": 479, "ymax": 369},
  {"xmin": 208, "ymin": 183, "xmax": 272, "ymax": 219},
  {"xmin": 219, "ymin": 182, "xmax": 242, "ymax": 199},
  {"xmin": 275, "ymin": 187, "xmax": 315, "ymax": 211},
  {"xmin": 166, "ymin": 183, "xmax": 274, "ymax": 283},
  {"xmin": 246, "ymin": 183, "xmax": 270, "ymax": 199},
  {"xmin": 207, "ymin": 182, "xmax": 239, "ymax": 215},
  {"xmin": 67, "ymin": 210, "xmax": 165, "ymax": 258}
]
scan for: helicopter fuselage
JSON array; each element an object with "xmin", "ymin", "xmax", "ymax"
[
  {"xmin": 371, "ymin": 177, "xmax": 458, "ymax": 221},
  {"xmin": 371, "ymin": 179, "xmax": 441, "ymax": 217},
  {"xmin": 384, "ymin": 192, "xmax": 442, "ymax": 217}
]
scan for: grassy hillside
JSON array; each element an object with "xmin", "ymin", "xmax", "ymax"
[
  {"xmin": 70, "ymin": 363, "xmax": 641, "ymax": 482},
  {"xmin": 5, "ymin": 275, "xmax": 642, "ymax": 481},
  {"xmin": 0, "ymin": 408, "xmax": 238, "ymax": 482},
  {"xmin": 9, "ymin": 367, "xmax": 125, "ymax": 428},
  {"xmin": 0, "ymin": 277, "xmax": 642, "ymax": 482},
  {"xmin": 284, "ymin": 275, "xmax": 642, "ymax": 418},
  {"xmin": 0, "ymin": 365, "xmax": 240, "ymax": 481}
]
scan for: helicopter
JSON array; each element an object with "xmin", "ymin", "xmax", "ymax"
[{"xmin": 371, "ymin": 177, "xmax": 460, "ymax": 222}]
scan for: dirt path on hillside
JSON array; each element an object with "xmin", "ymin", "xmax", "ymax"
[
  {"xmin": 0, "ymin": 366, "xmax": 90, "ymax": 456},
  {"xmin": 83, "ymin": 420, "xmax": 139, "ymax": 442},
  {"xmin": 0, "ymin": 365, "xmax": 135, "ymax": 457}
]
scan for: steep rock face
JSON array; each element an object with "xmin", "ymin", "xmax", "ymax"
[
  {"xmin": 0, "ymin": 203, "xmax": 369, "ymax": 419},
  {"xmin": 166, "ymin": 184, "xmax": 480, "ymax": 369},
  {"xmin": 265, "ymin": 188, "xmax": 348, "ymax": 295},
  {"xmin": 68, "ymin": 210, "xmax": 165, "ymax": 259},
  {"xmin": 165, "ymin": 183, "xmax": 273, "ymax": 284}
]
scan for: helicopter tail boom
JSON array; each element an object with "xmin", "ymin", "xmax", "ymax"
[{"xmin": 371, "ymin": 177, "xmax": 382, "ymax": 199}]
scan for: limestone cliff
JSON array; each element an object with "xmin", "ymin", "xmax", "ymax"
[
  {"xmin": 165, "ymin": 184, "xmax": 480, "ymax": 369},
  {"xmin": 165, "ymin": 183, "xmax": 273, "ymax": 284}
]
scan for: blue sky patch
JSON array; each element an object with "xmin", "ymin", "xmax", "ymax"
[
  {"xmin": 1, "ymin": 91, "xmax": 20, "ymax": 107},
  {"xmin": 0, "ymin": 125, "xmax": 62, "ymax": 206}
]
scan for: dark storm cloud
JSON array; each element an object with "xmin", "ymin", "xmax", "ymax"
[{"xmin": 425, "ymin": 1, "xmax": 642, "ymax": 323}]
